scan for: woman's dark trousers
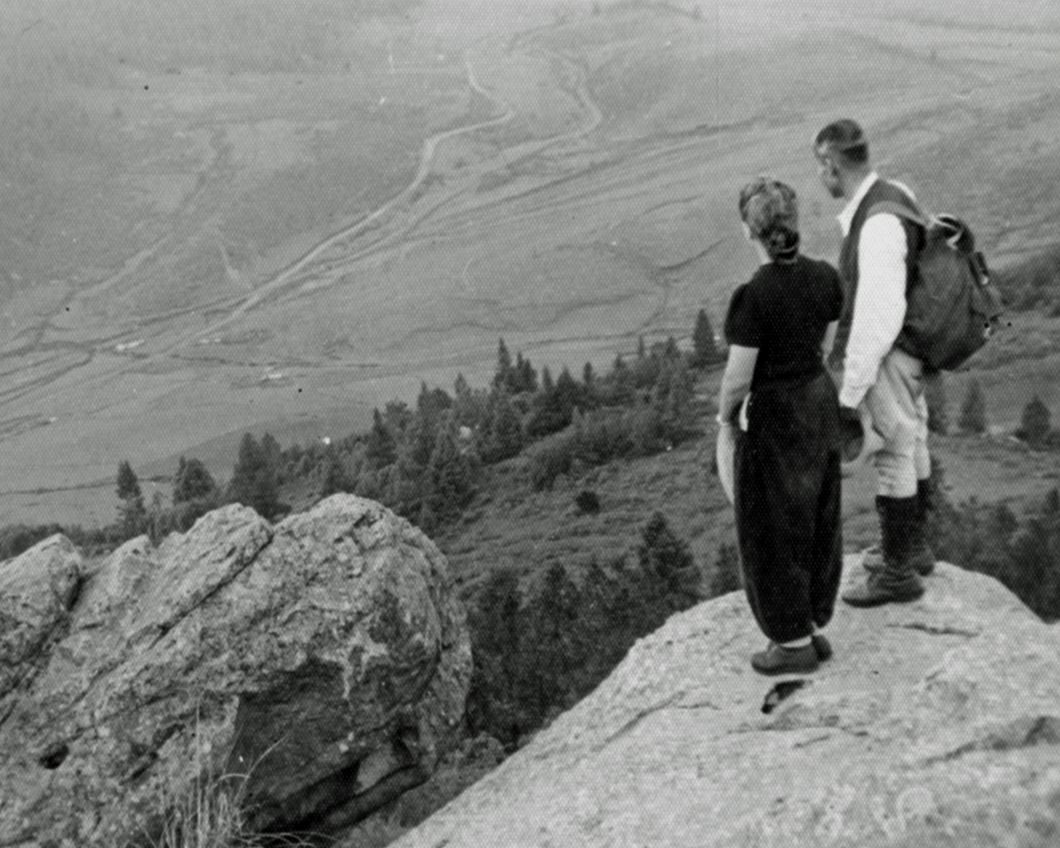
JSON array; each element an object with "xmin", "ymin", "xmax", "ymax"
[{"xmin": 734, "ymin": 373, "xmax": 843, "ymax": 644}]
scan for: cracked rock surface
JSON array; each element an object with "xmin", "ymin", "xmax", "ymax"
[
  {"xmin": 0, "ymin": 495, "xmax": 471, "ymax": 847},
  {"xmin": 393, "ymin": 559, "xmax": 1060, "ymax": 848}
]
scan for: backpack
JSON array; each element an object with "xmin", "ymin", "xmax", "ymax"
[{"xmin": 867, "ymin": 201, "xmax": 1004, "ymax": 371}]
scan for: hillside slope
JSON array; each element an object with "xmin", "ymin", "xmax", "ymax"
[{"xmin": 3, "ymin": 0, "xmax": 1060, "ymax": 527}]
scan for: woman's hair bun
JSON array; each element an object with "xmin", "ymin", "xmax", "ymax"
[{"xmin": 738, "ymin": 177, "xmax": 800, "ymax": 261}]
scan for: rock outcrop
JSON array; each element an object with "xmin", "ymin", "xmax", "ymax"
[
  {"xmin": 0, "ymin": 495, "xmax": 471, "ymax": 847},
  {"xmin": 393, "ymin": 560, "xmax": 1060, "ymax": 848}
]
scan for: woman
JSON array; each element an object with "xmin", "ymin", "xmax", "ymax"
[{"xmin": 717, "ymin": 176, "xmax": 844, "ymax": 675}]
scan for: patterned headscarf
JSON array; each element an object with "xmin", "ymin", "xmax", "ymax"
[{"xmin": 738, "ymin": 176, "xmax": 800, "ymax": 262}]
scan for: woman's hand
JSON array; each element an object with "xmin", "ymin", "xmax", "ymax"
[
  {"xmin": 718, "ymin": 345, "xmax": 758, "ymax": 427},
  {"xmin": 716, "ymin": 422, "xmax": 737, "ymax": 505}
]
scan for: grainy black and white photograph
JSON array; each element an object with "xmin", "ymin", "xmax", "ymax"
[{"xmin": 0, "ymin": 1, "xmax": 1058, "ymax": 845}]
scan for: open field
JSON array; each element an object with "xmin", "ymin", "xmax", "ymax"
[{"xmin": 1, "ymin": 0, "xmax": 1059, "ymax": 526}]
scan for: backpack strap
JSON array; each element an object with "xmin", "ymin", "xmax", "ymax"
[
  {"xmin": 870, "ymin": 201, "xmax": 976, "ymax": 252},
  {"xmin": 865, "ymin": 200, "xmax": 929, "ymax": 229}
]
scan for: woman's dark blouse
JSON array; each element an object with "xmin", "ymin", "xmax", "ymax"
[{"xmin": 724, "ymin": 254, "xmax": 843, "ymax": 389}]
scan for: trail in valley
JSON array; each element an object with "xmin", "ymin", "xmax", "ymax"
[
  {"xmin": 160, "ymin": 47, "xmax": 520, "ymax": 347},
  {"xmin": 0, "ymin": 26, "xmax": 607, "ymax": 481},
  {"xmin": 176, "ymin": 35, "xmax": 608, "ymax": 329}
]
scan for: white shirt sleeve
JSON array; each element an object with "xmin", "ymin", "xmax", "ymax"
[{"xmin": 839, "ymin": 213, "xmax": 908, "ymax": 408}]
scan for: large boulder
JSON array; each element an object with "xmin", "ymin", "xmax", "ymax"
[
  {"xmin": 0, "ymin": 494, "xmax": 471, "ymax": 847},
  {"xmin": 393, "ymin": 559, "xmax": 1060, "ymax": 848},
  {"xmin": 0, "ymin": 535, "xmax": 82, "ymax": 706}
]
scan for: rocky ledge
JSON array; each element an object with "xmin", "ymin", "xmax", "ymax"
[{"xmin": 393, "ymin": 558, "xmax": 1060, "ymax": 848}]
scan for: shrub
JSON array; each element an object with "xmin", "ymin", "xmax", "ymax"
[
  {"xmin": 571, "ymin": 408, "xmax": 634, "ymax": 465},
  {"xmin": 526, "ymin": 432, "xmax": 576, "ymax": 491},
  {"xmin": 708, "ymin": 543, "xmax": 742, "ymax": 597},
  {"xmin": 173, "ymin": 458, "xmax": 219, "ymax": 504},
  {"xmin": 1017, "ymin": 395, "xmax": 1051, "ymax": 445},
  {"xmin": 574, "ymin": 490, "xmax": 601, "ymax": 515},
  {"xmin": 0, "ymin": 523, "xmax": 67, "ymax": 561}
]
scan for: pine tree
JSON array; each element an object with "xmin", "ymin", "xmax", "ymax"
[
  {"xmin": 147, "ymin": 490, "xmax": 169, "ymax": 545},
  {"xmin": 484, "ymin": 388, "xmax": 523, "ymax": 462},
  {"xmin": 426, "ymin": 415, "xmax": 476, "ymax": 520},
  {"xmin": 493, "ymin": 338, "xmax": 513, "ymax": 389},
  {"xmin": 403, "ymin": 409, "xmax": 436, "ymax": 471},
  {"xmin": 958, "ymin": 379, "xmax": 988, "ymax": 434},
  {"xmin": 260, "ymin": 433, "xmax": 282, "ymax": 481},
  {"xmin": 465, "ymin": 567, "xmax": 523, "ymax": 742},
  {"xmin": 365, "ymin": 408, "xmax": 397, "ymax": 468},
  {"xmin": 514, "ymin": 353, "xmax": 538, "ymax": 394},
  {"xmin": 540, "ymin": 366, "xmax": 554, "ymax": 395},
  {"xmin": 117, "ymin": 460, "xmax": 141, "ymax": 501},
  {"xmin": 606, "ymin": 355, "xmax": 635, "ymax": 405},
  {"xmin": 581, "ymin": 361, "xmax": 598, "ymax": 408},
  {"xmin": 228, "ymin": 433, "xmax": 280, "ymax": 519},
  {"xmin": 555, "ymin": 366, "xmax": 581, "ymax": 417},
  {"xmin": 320, "ymin": 445, "xmax": 349, "ymax": 498},
  {"xmin": 636, "ymin": 512, "xmax": 700, "ymax": 610},
  {"xmin": 522, "ymin": 563, "xmax": 583, "ymax": 719},
  {"xmin": 116, "ymin": 460, "xmax": 146, "ymax": 538},
  {"xmin": 690, "ymin": 308, "xmax": 722, "ymax": 368},
  {"xmin": 383, "ymin": 457, "xmax": 424, "ymax": 521},
  {"xmin": 526, "ymin": 366, "xmax": 571, "ymax": 438},
  {"xmin": 416, "ymin": 382, "xmax": 453, "ymax": 429},
  {"xmin": 453, "ymin": 372, "xmax": 486, "ymax": 430},
  {"xmin": 654, "ymin": 355, "xmax": 695, "ymax": 442},
  {"xmin": 382, "ymin": 400, "xmax": 414, "ymax": 435}
]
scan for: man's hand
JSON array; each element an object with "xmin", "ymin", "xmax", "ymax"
[
  {"xmin": 839, "ymin": 404, "xmax": 860, "ymax": 425},
  {"xmin": 838, "ymin": 405, "xmax": 864, "ymax": 462}
]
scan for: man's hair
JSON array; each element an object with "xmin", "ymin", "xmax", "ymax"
[{"xmin": 814, "ymin": 119, "xmax": 869, "ymax": 166}]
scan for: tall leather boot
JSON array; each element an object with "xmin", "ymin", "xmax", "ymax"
[
  {"xmin": 861, "ymin": 479, "xmax": 935, "ymax": 576},
  {"xmin": 910, "ymin": 478, "xmax": 936, "ymax": 576},
  {"xmin": 843, "ymin": 496, "xmax": 926, "ymax": 607}
]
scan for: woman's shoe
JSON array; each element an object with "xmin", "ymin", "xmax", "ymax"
[
  {"xmin": 751, "ymin": 642, "xmax": 819, "ymax": 676},
  {"xmin": 811, "ymin": 634, "xmax": 833, "ymax": 662}
]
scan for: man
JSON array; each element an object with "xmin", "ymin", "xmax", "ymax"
[{"xmin": 813, "ymin": 119, "xmax": 935, "ymax": 607}]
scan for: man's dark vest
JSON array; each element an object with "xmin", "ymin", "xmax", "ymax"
[{"xmin": 828, "ymin": 179, "xmax": 924, "ymax": 370}]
